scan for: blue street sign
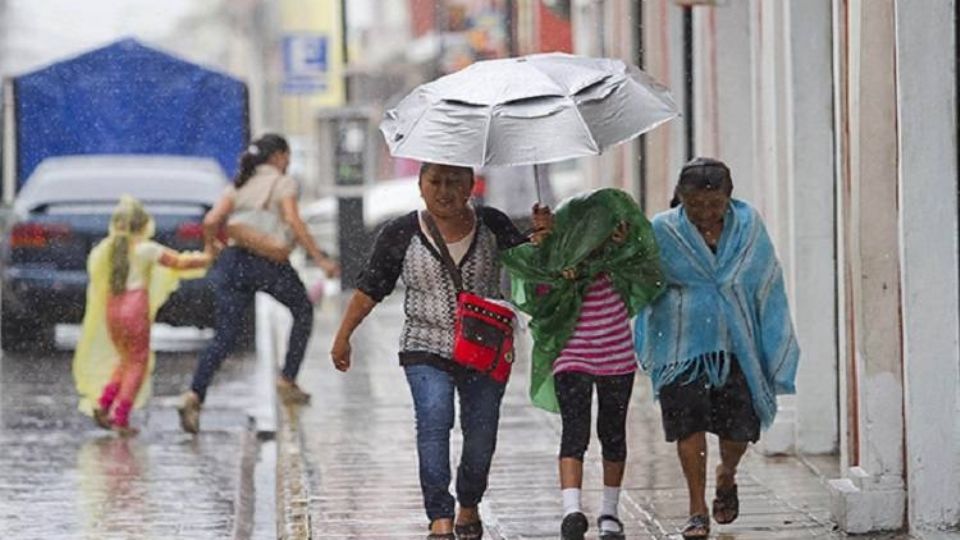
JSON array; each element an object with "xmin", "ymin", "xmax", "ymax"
[{"xmin": 282, "ymin": 34, "xmax": 329, "ymax": 94}]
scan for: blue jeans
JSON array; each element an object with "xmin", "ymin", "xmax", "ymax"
[
  {"xmin": 404, "ymin": 364, "xmax": 506, "ymax": 522},
  {"xmin": 190, "ymin": 247, "xmax": 313, "ymax": 402}
]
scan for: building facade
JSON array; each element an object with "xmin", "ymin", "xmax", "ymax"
[{"xmin": 580, "ymin": 0, "xmax": 960, "ymax": 535}]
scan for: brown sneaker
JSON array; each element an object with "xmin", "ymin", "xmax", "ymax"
[
  {"xmin": 178, "ymin": 391, "xmax": 201, "ymax": 434},
  {"xmin": 277, "ymin": 379, "xmax": 311, "ymax": 405},
  {"xmin": 93, "ymin": 407, "xmax": 112, "ymax": 430}
]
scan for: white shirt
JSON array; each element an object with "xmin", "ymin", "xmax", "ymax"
[{"xmin": 418, "ymin": 212, "xmax": 476, "ymax": 265}]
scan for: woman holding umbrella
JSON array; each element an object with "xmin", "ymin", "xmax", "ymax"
[
  {"xmin": 635, "ymin": 158, "xmax": 800, "ymax": 539},
  {"xmin": 368, "ymin": 52, "xmax": 679, "ymax": 539},
  {"xmin": 330, "ymin": 162, "xmax": 551, "ymax": 540}
]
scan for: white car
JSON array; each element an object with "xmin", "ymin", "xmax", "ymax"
[{"xmin": 1, "ymin": 155, "xmax": 229, "ymax": 350}]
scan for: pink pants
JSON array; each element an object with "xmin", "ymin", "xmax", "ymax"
[{"xmin": 97, "ymin": 289, "xmax": 150, "ymax": 427}]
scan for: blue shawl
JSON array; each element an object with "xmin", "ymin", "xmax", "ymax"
[{"xmin": 634, "ymin": 199, "xmax": 799, "ymax": 428}]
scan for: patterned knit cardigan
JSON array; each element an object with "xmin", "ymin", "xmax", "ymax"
[{"xmin": 357, "ymin": 207, "xmax": 526, "ymax": 369}]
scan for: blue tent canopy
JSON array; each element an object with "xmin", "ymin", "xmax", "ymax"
[{"xmin": 14, "ymin": 38, "xmax": 249, "ymax": 188}]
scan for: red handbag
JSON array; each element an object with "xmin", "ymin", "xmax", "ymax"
[
  {"xmin": 423, "ymin": 212, "xmax": 516, "ymax": 383},
  {"xmin": 453, "ymin": 291, "xmax": 515, "ymax": 383}
]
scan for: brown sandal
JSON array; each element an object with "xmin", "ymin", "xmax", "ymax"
[
  {"xmin": 427, "ymin": 519, "xmax": 456, "ymax": 540},
  {"xmin": 712, "ymin": 484, "xmax": 740, "ymax": 524},
  {"xmin": 454, "ymin": 520, "xmax": 483, "ymax": 539},
  {"xmin": 92, "ymin": 407, "xmax": 112, "ymax": 430},
  {"xmin": 681, "ymin": 514, "xmax": 710, "ymax": 539}
]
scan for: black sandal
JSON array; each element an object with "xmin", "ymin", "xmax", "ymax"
[
  {"xmin": 597, "ymin": 514, "xmax": 625, "ymax": 539},
  {"xmin": 560, "ymin": 511, "xmax": 588, "ymax": 540},
  {"xmin": 712, "ymin": 483, "xmax": 740, "ymax": 524},
  {"xmin": 681, "ymin": 514, "xmax": 710, "ymax": 539},
  {"xmin": 454, "ymin": 520, "xmax": 483, "ymax": 539}
]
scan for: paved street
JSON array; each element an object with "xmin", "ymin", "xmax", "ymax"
[
  {"xmin": 277, "ymin": 294, "xmax": 915, "ymax": 540},
  {"xmin": 0, "ymin": 292, "xmax": 933, "ymax": 539},
  {"xmin": 0, "ymin": 328, "xmax": 273, "ymax": 540}
]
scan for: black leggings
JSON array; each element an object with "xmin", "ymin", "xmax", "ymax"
[{"xmin": 554, "ymin": 371, "xmax": 635, "ymax": 462}]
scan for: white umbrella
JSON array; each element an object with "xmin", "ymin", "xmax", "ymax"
[{"xmin": 380, "ymin": 53, "xmax": 679, "ymax": 171}]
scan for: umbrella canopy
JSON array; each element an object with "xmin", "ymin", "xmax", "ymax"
[{"xmin": 380, "ymin": 53, "xmax": 679, "ymax": 168}]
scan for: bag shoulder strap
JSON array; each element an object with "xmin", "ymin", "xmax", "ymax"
[
  {"xmin": 237, "ymin": 170, "xmax": 284, "ymax": 211},
  {"xmin": 420, "ymin": 210, "xmax": 464, "ymax": 292},
  {"xmin": 260, "ymin": 172, "xmax": 285, "ymax": 211}
]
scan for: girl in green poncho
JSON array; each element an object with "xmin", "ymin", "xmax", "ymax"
[{"xmin": 501, "ymin": 188, "xmax": 663, "ymax": 540}]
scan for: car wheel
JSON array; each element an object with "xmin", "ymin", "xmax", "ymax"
[{"xmin": 1, "ymin": 307, "xmax": 55, "ymax": 352}]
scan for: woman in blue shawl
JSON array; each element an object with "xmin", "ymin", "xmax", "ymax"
[{"xmin": 634, "ymin": 158, "xmax": 799, "ymax": 539}]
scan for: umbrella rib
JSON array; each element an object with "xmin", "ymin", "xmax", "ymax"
[
  {"xmin": 391, "ymin": 94, "xmax": 434, "ymax": 156},
  {"xmin": 568, "ymin": 96, "xmax": 601, "ymax": 154},
  {"xmin": 480, "ymin": 104, "xmax": 494, "ymax": 167}
]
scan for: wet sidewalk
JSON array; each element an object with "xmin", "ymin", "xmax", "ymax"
[{"xmin": 276, "ymin": 294, "xmax": 864, "ymax": 540}]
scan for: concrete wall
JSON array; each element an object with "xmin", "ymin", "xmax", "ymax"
[
  {"xmin": 895, "ymin": 0, "xmax": 960, "ymax": 532},
  {"xmin": 830, "ymin": 0, "xmax": 960, "ymax": 534},
  {"xmin": 829, "ymin": 1, "xmax": 907, "ymax": 533},
  {"xmin": 685, "ymin": 0, "xmax": 839, "ymax": 457},
  {"xmin": 571, "ymin": 0, "xmax": 648, "ymax": 197},
  {"xmin": 593, "ymin": 0, "xmax": 960, "ymax": 534},
  {"xmin": 785, "ymin": 0, "xmax": 839, "ymax": 456},
  {"xmin": 696, "ymin": 0, "xmax": 755, "ymax": 204},
  {"xmin": 640, "ymin": 0, "xmax": 688, "ymax": 212},
  {"xmin": 850, "ymin": 0, "xmax": 905, "ymax": 480}
]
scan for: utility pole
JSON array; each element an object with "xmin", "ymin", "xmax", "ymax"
[
  {"xmin": 332, "ymin": 0, "xmax": 367, "ymax": 289},
  {"xmin": 633, "ymin": 0, "xmax": 646, "ymax": 210},
  {"xmin": 504, "ymin": 0, "xmax": 517, "ymax": 56},
  {"xmin": 682, "ymin": 6, "xmax": 694, "ymax": 161},
  {"xmin": 0, "ymin": 0, "xmax": 12, "ymax": 203},
  {"xmin": 339, "ymin": 0, "xmax": 350, "ymax": 104}
]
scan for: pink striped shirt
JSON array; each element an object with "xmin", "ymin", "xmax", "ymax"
[{"xmin": 553, "ymin": 274, "xmax": 637, "ymax": 376}]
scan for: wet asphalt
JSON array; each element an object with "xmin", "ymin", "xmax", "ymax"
[{"xmin": 0, "ymin": 328, "xmax": 272, "ymax": 540}]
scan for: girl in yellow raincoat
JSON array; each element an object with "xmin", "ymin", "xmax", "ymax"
[{"xmin": 73, "ymin": 196, "xmax": 215, "ymax": 435}]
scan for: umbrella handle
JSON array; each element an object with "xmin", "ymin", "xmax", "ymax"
[
  {"xmin": 534, "ymin": 164, "xmax": 542, "ymax": 205},
  {"xmin": 532, "ymin": 164, "xmax": 551, "ymax": 243}
]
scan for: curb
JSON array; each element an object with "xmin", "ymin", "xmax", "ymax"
[
  {"xmin": 231, "ymin": 421, "xmax": 259, "ymax": 540},
  {"xmin": 259, "ymin": 295, "xmax": 313, "ymax": 539},
  {"xmin": 253, "ymin": 293, "xmax": 280, "ymax": 439},
  {"xmin": 276, "ymin": 402, "xmax": 311, "ymax": 539},
  {"xmin": 231, "ymin": 293, "xmax": 285, "ymax": 540}
]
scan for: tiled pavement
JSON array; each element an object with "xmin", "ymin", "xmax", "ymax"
[{"xmin": 278, "ymin": 293, "xmax": 887, "ymax": 540}]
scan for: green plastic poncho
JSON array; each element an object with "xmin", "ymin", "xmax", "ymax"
[{"xmin": 501, "ymin": 188, "xmax": 664, "ymax": 412}]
